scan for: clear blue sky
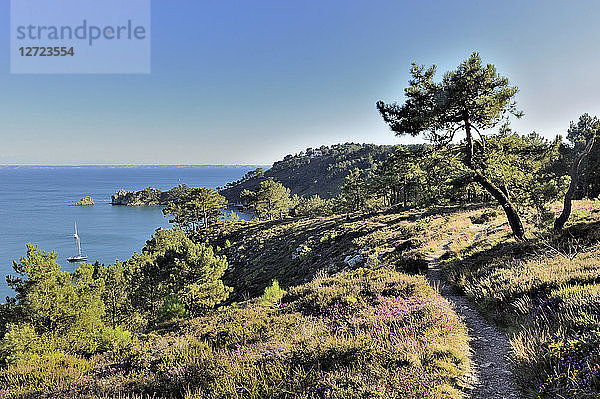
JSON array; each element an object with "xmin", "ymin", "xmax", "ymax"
[{"xmin": 2, "ymin": 0, "xmax": 600, "ymax": 165}]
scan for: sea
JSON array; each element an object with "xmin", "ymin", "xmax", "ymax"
[{"xmin": 0, "ymin": 165, "xmax": 259, "ymax": 301}]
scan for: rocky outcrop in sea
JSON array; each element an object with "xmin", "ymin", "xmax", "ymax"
[{"xmin": 72, "ymin": 196, "xmax": 95, "ymax": 206}]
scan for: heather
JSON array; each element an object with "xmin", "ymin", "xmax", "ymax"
[
  {"xmin": 0, "ymin": 268, "xmax": 470, "ymax": 399},
  {"xmin": 2, "ymin": 198, "xmax": 599, "ymax": 398},
  {"xmin": 435, "ymin": 200, "xmax": 600, "ymax": 398}
]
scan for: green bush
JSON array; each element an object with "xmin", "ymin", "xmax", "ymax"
[
  {"xmin": 94, "ymin": 326, "xmax": 132, "ymax": 352},
  {"xmin": 294, "ymin": 195, "xmax": 332, "ymax": 217},
  {"xmin": 159, "ymin": 294, "xmax": 188, "ymax": 322},
  {"xmin": 0, "ymin": 352, "xmax": 92, "ymax": 393},
  {"xmin": 124, "ymin": 228, "xmax": 232, "ymax": 323},
  {"xmin": 260, "ymin": 280, "xmax": 285, "ymax": 306},
  {"xmin": 0, "ymin": 323, "xmax": 42, "ymax": 365},
  {"xmin": 470, "ymin": 209, "xmax": 498, "ymax": 224}
]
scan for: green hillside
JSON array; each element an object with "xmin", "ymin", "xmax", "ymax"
[{"xmin": 219, "ymin": 143, "xmax": 395, "ymax": 203}]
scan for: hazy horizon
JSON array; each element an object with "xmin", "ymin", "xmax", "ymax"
[
  {"xmin": 0, "ymin": 164, "xmax": 270, "ymax": 167},
  {"xmin": 3, "ymin": 0, "xmax": 600, "ymax": 164}
]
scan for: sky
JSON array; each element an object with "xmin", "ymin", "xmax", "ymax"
[{"xmin": 2, "ymin": 0, "xmax": 600, "ymax": 165}]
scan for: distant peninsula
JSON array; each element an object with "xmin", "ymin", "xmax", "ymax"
[{"xmin": 110, "ymin": 143, "xmax": 398, "ymax": 206}]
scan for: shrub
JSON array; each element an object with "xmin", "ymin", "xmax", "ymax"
[
  {"xmin": 260, "ymin": 280, "xmax": 285, "ymax": 306},
  {"xmin": 159, "ymin": 294, "xmax": 188, "ymax": 322},
  {"xmin": 94, "ymin": 326, "xmax": 132, "ymax": 353},
  {"xmin": 13, "ymin": 268, "xmax": 470, "ymax": 398},
  {"xmin": 0, "ymin": 323, "xmax": 42, "ymax": 365},
  {"xmin": 470, "ymin": 209, "xmax": 498, "ymax": 224},
  {"xmin": 0, "ymin": 352, "xmax": 92, "ymax": 394},
  {"xmin": 294, "ymin": 195, "xmax": 332, "ymax": 217}
]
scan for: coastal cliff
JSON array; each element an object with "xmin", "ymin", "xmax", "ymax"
[
  {"xmin": 111, "ymin": 185, "xmax": 191, "ymax": 206},
  {"xmin": 219, "ymin": 143, "xmax": 395, "ymax": 204}
]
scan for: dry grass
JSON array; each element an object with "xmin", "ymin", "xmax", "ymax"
[{"xmin": 434, "ymin": 200, "xmax": 600, "ymax": 398}]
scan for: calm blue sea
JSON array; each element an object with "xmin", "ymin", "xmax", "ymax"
[{"xmin": 0, "ymin": 166, "xmax": 259, "ymax": 301}]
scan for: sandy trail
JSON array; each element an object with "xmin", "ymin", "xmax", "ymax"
[{"xmin": 425, "ymin": 240, "xmax": 522, "ymax": 399}]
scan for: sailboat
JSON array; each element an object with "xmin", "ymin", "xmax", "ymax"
[{"xmin": 67, "ymin": 222, "xmax": 88, "ymax": 263}]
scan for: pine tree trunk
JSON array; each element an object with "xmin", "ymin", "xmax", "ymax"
[
  {"xmin": 464, "ymin": 115, "xmax": 526, "ymax": 240},
  {"xmin": 473, "ymin": 171, "xmax": 525, "ymax": 239},
  {"xmin": 554, "ymin": 134, "xmax": 596, "ymax": 231}
]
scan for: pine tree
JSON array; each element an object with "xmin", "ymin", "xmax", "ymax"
[
  {"xmin": 241, "ymin": 179, "xmax": 291, "ymax": 220},
  {"xmin": 124, "ymin": 229, "xmax": 231, "ymax": 322},
  {"xmin": 378, "ymin": 52, "xmax": 527, "ymax": 239},
  {"xmin": 2, "ymin": 245, "xmax": 106, "ymax": 362},
  {"xmin": 163, "ymin": 187, "xmax": 227, "ymax": 233},
  {"xmin": 555, "ymin": 114, "xmax": 599, "ymax": 230},
  {"xmin": 341, "ymin": 168, "xmax": 368, "ymax": 211}
]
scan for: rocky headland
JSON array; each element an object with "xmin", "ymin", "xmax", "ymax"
[{"xmin": 111, "ymin": 185, "xmax": 191, "ymax": 206}]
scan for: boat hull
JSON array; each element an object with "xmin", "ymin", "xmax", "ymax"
[{"xmin": 67, "ymin": 256, "xmax": 88, "ymax": 263}]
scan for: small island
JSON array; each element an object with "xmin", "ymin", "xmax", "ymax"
[{"xmin": 71, "ymin": 196, "xmax": 94, "ymax": 206}]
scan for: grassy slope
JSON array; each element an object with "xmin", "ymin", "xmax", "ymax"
[
  {"xmin": 213, "ymin": 203, "xmax": 500, "ymax": 303},
  {"xmin": 6, "ymin": 200, "xmax": 597, "ymax": 398},
  {"xmin": 428, "ymin": 200, "xmax": 600, "ymax": 398},
  {"xmin": 0, "ymin": 209, "xmax": 471, "ymax": 399},
  {"xmin": 213, "ymin": 210, "xmax": 429, "ymax": 302}
]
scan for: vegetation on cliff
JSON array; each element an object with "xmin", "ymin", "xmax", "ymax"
[
  {"xmin": 0, "ymin": 210, "xmax": 471, "ymax": 398},
  {"xmin": 111, "ymin": 185, "xmax": 193, "ymax": 206},
  {"xmin": 219, "ymin": 143, "xmax": 395, "ymax": 203}
]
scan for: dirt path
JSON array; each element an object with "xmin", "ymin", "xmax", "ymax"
[{"xmin": 425, "ymin": 241, "xmax": 522, "ymax": 399}]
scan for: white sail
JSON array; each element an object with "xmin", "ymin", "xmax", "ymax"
[
  {"xmin": 68, "ymin": 222, "xmax": 87, "ymax": 262},
  {"xmin": 74, "ymin": 222, "xmax": 81, "ymax": 256}
]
